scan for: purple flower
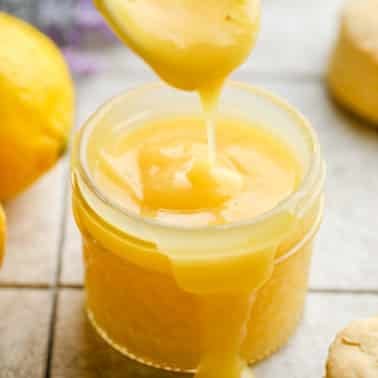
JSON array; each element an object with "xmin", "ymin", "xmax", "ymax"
[{"xmin": 63, "ymin": 48, "xmax": 108, "ymax": 76}]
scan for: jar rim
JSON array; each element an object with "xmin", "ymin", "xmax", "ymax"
[{"xmin": 76, "ymin": 81, "xmax": 324, "ymax": 233}]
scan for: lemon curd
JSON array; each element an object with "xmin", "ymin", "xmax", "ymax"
[
  {"xmin": 89, "ymin": 115, "xmax": 302, "ymax": 226},
  {"xmin": 72, "ymin": 83, "xmax": 325, "ymax": 378}
]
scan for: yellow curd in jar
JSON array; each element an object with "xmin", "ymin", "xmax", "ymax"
[
  {"xmin": 72, "ymin": 83, "xmax": 324, "ymax": 378},
  {"xmin": 89, "ymin": 115, "xmax": 301, "ymax": 225}
]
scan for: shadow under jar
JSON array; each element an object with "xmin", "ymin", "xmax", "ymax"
[{"xmin": 71, "ymin": 82, "xmax": 325, "ymax": 372}]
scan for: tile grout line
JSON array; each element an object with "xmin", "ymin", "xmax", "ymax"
[
  {"xmin": 0, "ymin": 283, "xmax": 377, "ymax": 296},
  {"xmin": 0, "ymin": 283, "xmax": 51, "ymax": 289},
  {"xmin": 309, "ymin": 288, "xmax": 378, "ymax": 295},
  {"xmin": 44, "ymin": 159, "xmax": 71, "ymax": 378},
  {"xmin": 58, "ymin": 283, "xmax": 83, "ymax": 289}
]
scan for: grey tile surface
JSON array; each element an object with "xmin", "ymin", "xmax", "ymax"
[
  {"xmin": 51, "ymin": 290, "xmax": 378, "ymax": 378},
  {"xmin": 51, "ymin": 289, "xmax": 186, "ymax": 378},
  {"xmin": 0, "ymin": 289, "xmax": 51, "ymax": 378},
  {"xmin": 0, "ymin": 161, "xmax": 67, "ymax": 285},
  {"xmin": 254, "ymin": 293, "xmax": 378, "ymax": 378}
]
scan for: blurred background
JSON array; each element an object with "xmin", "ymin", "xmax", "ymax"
[{"xmin": 0, "ymin": 0, "xmax": 118, "ymax": 75}]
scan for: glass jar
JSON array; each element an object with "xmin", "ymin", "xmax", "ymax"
[{"xmin": 71, "ymin": 82, "xmax": 325, "ymax": 372}]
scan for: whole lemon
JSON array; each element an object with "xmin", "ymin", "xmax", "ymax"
[{"xmin": 0, "ymin": 12, "xmax": 74, "ymax": 200}]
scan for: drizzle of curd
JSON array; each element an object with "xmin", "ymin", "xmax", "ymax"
[{"xmin": 89, "ymin": 2, "xmax": 299, "ymax": 378}]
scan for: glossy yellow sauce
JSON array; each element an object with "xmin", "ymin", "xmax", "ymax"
[
  {"xmin": 89, "ymin": 116, "xmax": 301, "ymax": 226},
  {"xmin": 74, "ymin": 2, "xmax": 316, "ymax": 378}
]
